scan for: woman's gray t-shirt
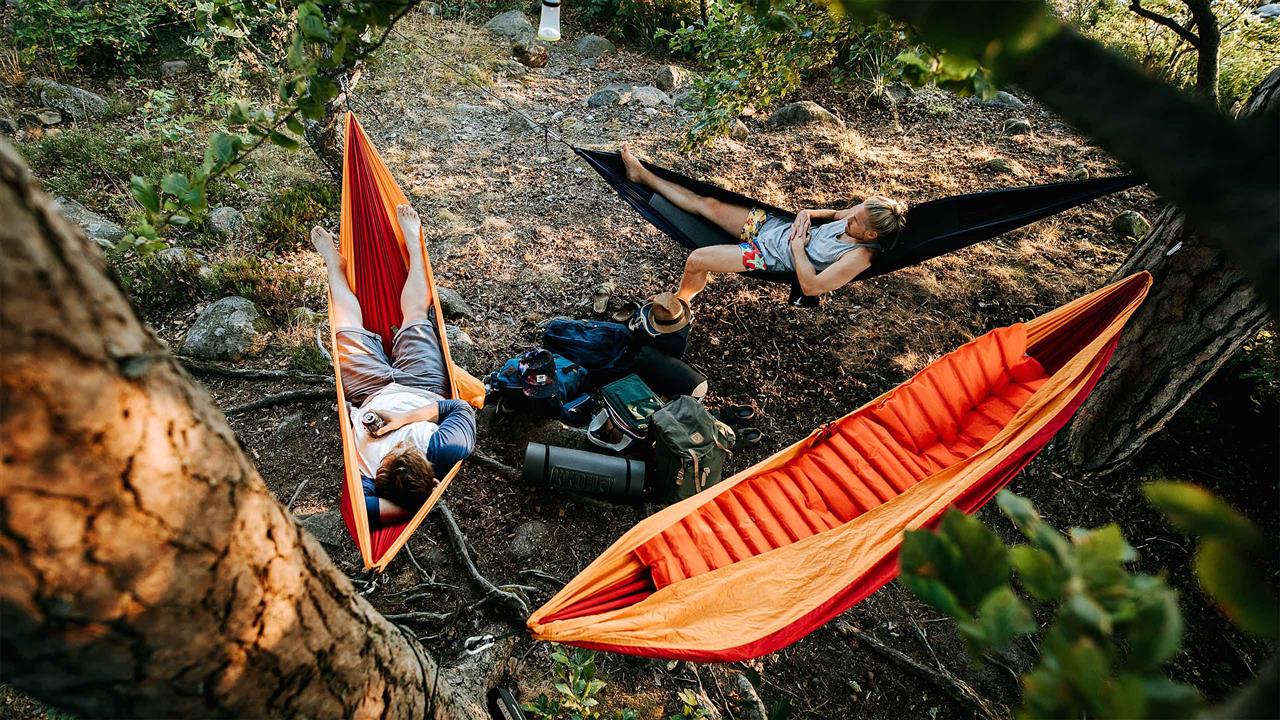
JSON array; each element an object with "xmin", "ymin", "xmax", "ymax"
[{"xmin": 751, "ymin": 214, "xmax": 870, "ymax": 272}]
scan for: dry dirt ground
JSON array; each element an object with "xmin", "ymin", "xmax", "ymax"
[{"xmin": 4, "ymin": 9, "xmax": 1276, "ymax": 720}]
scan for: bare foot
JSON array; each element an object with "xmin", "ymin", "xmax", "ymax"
[
  {"xmin": 620, "ymin": 142, "xmax": 645, "ymax": 183},
  {"xmin": 310, "ymin": 225, "xmax": 340, "ymax": 266},
  {"xmin": 396, "ymin": 204, "xmax": 423, "ymax": 248}
]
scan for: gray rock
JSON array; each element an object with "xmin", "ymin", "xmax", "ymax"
[
  {"xmin": 573, "ymin": 34, "xmax": 615, "ymax": 58},
  {"xmin": 1070, "ymin": 165, "xmax": 1090, "ymax": 181},
  {"xmin": 1253, "ymin": 3, "xmax": 1279, "ymax": 18},
  {"xmin": 422, "ymin": 1, "xmax": 440, "ymax": 15},
  {"xmin": 729, "ymin": 118, "xmax": 749, "ymax": 140},
  {"xmin": 156, "ymin": 247, "xmax": 213, "ymax": 280},
  {"xmin": 1111, "ymin": 210, "xmax": 1151, "ymax": 239},
  {"xmin": 730, "ymin": 672, "xmax": 768, "ymax": 720},
  {"xmin": 182, "ymin": 296, "xmax": 269, "ymax": 360},
  {"xmin": 287, "ymin": 306, "xmax": 322, "ymax": 328},
  {"xmin": 159, "ymin": 60, "xmax": 189, "ymax": 78},
  {"xmin": 437, "ymin": 287, "xmax": 475, "ymax": 321},
  {"xmin": 768, "ymin": 100, "xmax": 843, "ymax": 128},
  {"xmin": 298, "ymin": 511, "xmax": 346, "ymax": 547},
  {"xmin": 509, "ymin": 520, "xmax": 550, "ymax": 562},
  {"xmin": 27, "ymin": 79, "xmax": 109, "ymax": 120},
  {"xmin": 493, "ymin": 59, "xmax": 529, "ymax": 77},
  {"xmin": 271, "ymin": 411, "xmax": 310, "ymax": 446},
  {"xmin": 885, "ymin": 82, "xmax": 914, "ymax": 103},
  {"xmin": 655, "ymin": 64, "xmax": 685, "ymax": 92},
  {"xmin": 981, "ymin": 157, "xmax": 1026, "ymax": 176},
  {"xmin": 33, "ymin": 109, "xmax": 62, "ymax": 126},
  {"xmin": 1003, "ymin": 117, "xmax": 1032, "ymax": 135},
  {"xmin": 0, "ymin": 117, "xmax": 15, "ymax": 135},
  {"xmin": 631, "ymin": 85, "xmax": 670, "ymax": 108},
  {"xmin": 587, "ymin": 86, "xmax": 631, "ymax": 108},
  {"xmin": 982, "ymin": 90, "xmax": 1026, "ymax": 110},
  {"xmin": 207, "ymin": 206, "xmax": 247, "ymax": 237},
  {"xmin": 513, "ymin": 38, "xmax": 548, "ymax": 68},
  {"xmin": 52, "ymin": 197, "xmax": 124, "ymax": 247},
  {"xmin": 444, "ymin": 324, "xmax": 474, "ymax": 369},
  {"xmin": 674, "ymin": 89, "xmax": 703, "ymax": 111},
  {"xmin": 485, "ymin": 10, "xmax": 533, "ymax": 39}
]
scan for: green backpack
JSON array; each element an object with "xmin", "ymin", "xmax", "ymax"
[{"xmin": 650, "ymin": 396, "xmax": 736, "ymax": 503}]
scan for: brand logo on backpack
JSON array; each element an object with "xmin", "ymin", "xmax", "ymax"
[{"xmin": 690, "ymin": 431, "xmax": 704, "ymax": 444}]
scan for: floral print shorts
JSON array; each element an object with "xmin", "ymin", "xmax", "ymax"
[{"xmin": 738, "ymin": 207, "xmax": 769, "ymax": 271}]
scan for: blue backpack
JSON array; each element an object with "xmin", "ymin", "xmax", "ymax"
[
  {"xmin": 543, "ymin": 317, "xmax": 634, "ymax": 379},
  {"xmin": 486, "ymin": 349, "xmax": 590, "ymax": 418}
]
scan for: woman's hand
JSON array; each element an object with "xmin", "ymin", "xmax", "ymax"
[{"xmin": 788, "ymin": 209, "xmax": 812, "ymax": 243}]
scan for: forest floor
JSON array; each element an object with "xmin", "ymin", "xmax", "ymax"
[{"xmin": 4, "ymin": 8, "xmax": 1277, "ymax": 720}]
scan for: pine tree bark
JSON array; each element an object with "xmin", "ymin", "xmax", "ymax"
[
  {"xmin": 1061, "ymin": 69, "xmax": 1277, "ymax": 474},
  {"xmin": 0, "ymin": 141, "xmax": 482, "ymax": 719}
]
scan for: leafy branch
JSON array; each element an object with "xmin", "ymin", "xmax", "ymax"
[{"xmin": 121, "ymin": 0, "xmax": 421, "ymax": 254}]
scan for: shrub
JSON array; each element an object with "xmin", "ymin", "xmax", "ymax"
[
  {"xmin": 19, "ymin": 127, "xmax": 228, "ymax": 225},
  {"xmin": 661, "ymin": 3, "xmax": 911, "ymax": 146},
  {"xmin": 13, "ymin": 0, "xmax": 180, "ymax": 72},
  {"xmin": 580, "ymin": 0, "xmax": 702, "ymax": 48},
  {"xmin": 112, "ymin": 250, "xmax": 211, "ymax": 321},
  {"xmin": 207, "ymin": 255, "xmax": 322, "ymax": 324},
  {"xmin": 255, "ymin": 182, "xmax": 340, "ymax": 255}
]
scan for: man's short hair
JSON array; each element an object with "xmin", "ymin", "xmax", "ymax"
[{"xmin": 374, "ymin": 445, "xmax": 437, "ymax": 508}]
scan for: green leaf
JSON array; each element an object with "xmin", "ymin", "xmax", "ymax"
[
  {"xmin": 160, "ymin": 172, "xmax": 190, "ymax": 196},
  {"xmin": 1074, "ymin": 524, "xmax": 1135, "ymax": 598},
  {"xmin": 1195, "ymin": 539, "xmax": 1280, "ymax": 639},
  {"xmin": 996, "ymin": 490, "xmax": 1039, "ymax": 535},
  {"xmin": 976, "ymin": 586, "xmax": 1037, "ymax": 651},
  {"xmin": 899, "ymin": 528, "xmax": 966, "ymax": 617},
  {"xmin": 1009, "ymin": 545, "xmax": 1066, "ymax": 601},
  {"xmin": 268, "ymin": 130, "xmax": 300, "ymax": 150},
  {"xmin": 169, "ymin": 215, "xmax": 191, "ymax": 226},
  {"xmin": 210, "ymin": 132, "xmax": 238, "ymax": 164},
  {"xmin": 130, "ymin": 176, "xmax": 160, "ymax": 214},
  {"xmin": 940, "ymin": 509, "xmax": 1009, "ymax": 608},
  {"xmin": 1124, "ymin": 579, "xmax": 1183, "ymax": 669},
  {"xmin": 1141, "ymin": 675, "xmax": 1201, "ymax": 718},
  {"xmin": 1065, "ymin": 593, "xmax": 1112, "ymax": 635},
  {"xmin": 1059, "ymin": 637, "xmax": 1108, "ymax": 713},
  {"xmin": 1098, "ymin": 674, "xmax": 1149, "ymax": 719},
  {"xmin": 1144, "ymin": 481, "xmax": 1263, "ymax": 548}
]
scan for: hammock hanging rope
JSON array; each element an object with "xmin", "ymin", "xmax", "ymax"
[
  {"xmin": 528, "ymin": 271, "xmax": 1152, "ymax": 661},
  {"xmin": 575, "ymin": 148, "xmax": 1138, "ymax": 304},
  {"xmin": 331, "ymin": 112, "xmax": 485, "ymax": 572}
]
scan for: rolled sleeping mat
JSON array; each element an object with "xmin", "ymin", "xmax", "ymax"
[
  {"xmin": 632, "ymin": 345, "xmax": 708, "ymax": 399},
  {"xmin": 523, "ymin": 442, "xmax": 646, "ymax": 501}
]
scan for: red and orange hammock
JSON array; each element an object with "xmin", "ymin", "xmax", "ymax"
[
  {"xmin": 528, "ymin": 272, "xmax": 1152, "ymax": 661},
  {"xmin": 330, "ymin": 113, "xmax": 485, "ymax": 571}
]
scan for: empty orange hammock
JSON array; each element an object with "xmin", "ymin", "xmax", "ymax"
[
  {"xmin": 528, "ymin": 272, "xmax": 1152, "ymax": 660},
  {"xmin": 331, "ymin": 112, "xmax": 485, "ymax": 571}
]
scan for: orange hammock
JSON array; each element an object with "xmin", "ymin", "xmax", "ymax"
[
  {"xmin": 331, "ymin": 113, "xmax": 485, "ymax": 571},
  {"xmin": 528, "ymin": 272, "xmax": 1152, "ymax": 660}
]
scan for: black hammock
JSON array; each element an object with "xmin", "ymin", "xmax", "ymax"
[{"xmin": 574, "ymin": 148, "xmax": 1139, "ymax": 305}]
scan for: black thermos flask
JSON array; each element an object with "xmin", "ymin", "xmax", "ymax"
[{"xmin": 523, "ymin": 443, "xmax": 646, "ymax": 501}]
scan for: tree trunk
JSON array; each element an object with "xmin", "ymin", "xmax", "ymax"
[
  {"xmin": 0, "ymin": 141, "xmax": 481, "ymax": 719},
  {"xmin": 1186, "ymin": 0, "xmax": 1220, "ymax": 103},
  {"xmin": 1062, "ymin": 69, "xmax": 1277, "ymax": 474}
]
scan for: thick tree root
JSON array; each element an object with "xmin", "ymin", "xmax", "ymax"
[
  {"xmin": 834, "ymin": 620, "xmax": 1005, "ymax": 720},
  {"xmin": 179, "ymin": 357, "xmax": 332, "ymax": 384},
  {"xmin": 225, "ymin": 388, "xmax": 333, "ymax": 415},
  {"xmin": 435, "ymin": 501, "xmax": 530, "ymax": 620}
]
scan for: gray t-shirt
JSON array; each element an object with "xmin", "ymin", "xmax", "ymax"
[{"xmin": 752, "ymin": 214, "xmax": 874, "ymax": 272}]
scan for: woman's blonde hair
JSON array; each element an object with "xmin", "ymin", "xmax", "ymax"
[{"xmin": 863, "ymin": 195, "xmax": 908, "ymax": 242}]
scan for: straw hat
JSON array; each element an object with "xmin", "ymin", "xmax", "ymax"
[{"xmin": 637, "ymin": 292, "xmax": 691, "ymax": 335}]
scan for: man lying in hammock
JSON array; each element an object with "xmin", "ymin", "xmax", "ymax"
[
  {"xmin": 619, "ymin": 143, "xmax": 907, "ymax": 308},
  {"xmin": 312, "ymin": 205, "xmax": 476, "ymax": 528}
]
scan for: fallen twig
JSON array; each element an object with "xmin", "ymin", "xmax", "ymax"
[
  {"xmin": 286, "ymin": 476, "xmax": 310, "ymax": 511},
  {"xmin": 384, "ymin": 610, "xmax": 455, "ymax": 625},
  {"xmin": 435, "ymin": 501, "xmax": 530, "ymax": 619},
  {"xmin": 834, "ymin": 620, "xmax": 1005, "ymax": 720},
  {"xmin": 469, "ymin": 451, "xmax": 519, "ymax": 480},
  {"xmin": 225, "ymin": 388, "xmax": 332, "ymax": 415},
  {"xmin": 180, "ymin": 356, "xmax": 332, "ymax": 384}
]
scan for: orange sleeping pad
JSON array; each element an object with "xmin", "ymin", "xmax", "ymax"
[{"xmin": 636, "ymin": 325, "xmax": 1046, "ymax": 588}]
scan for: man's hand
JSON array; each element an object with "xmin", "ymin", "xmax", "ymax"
[
  {"xmin": 788, "ymin": 209, "xmax": 812, "ymax": 243},
  {"xmin": 370, "ymin": 402, "xmax": 440, "ymax": 436}
]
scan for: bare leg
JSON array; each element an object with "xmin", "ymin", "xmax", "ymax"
[
  {"xmin": 620, "ymin": 142, "xmax": 751, "ymax": 237},
  {"xmin": 312, "ymin": 226, "xmax": 362, "ymax": 328},
  {"xmin": 396, "ymin": 204, "xmax": 431, "ymax": 324},
  {"xmin": 676, "ymin": 245, "xmax": 750, "ymax": 304}
]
